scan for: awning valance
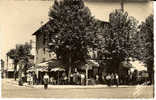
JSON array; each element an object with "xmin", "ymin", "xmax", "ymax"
[
  {"xmin": 51, "ymin": 68, "xmax": 65, "ymax": 72},
  {"xmin": 37, "ymin": 62, "xmax": 49, "ymax": 67},
  {"xmin": 80, "ymin": 60, "xmax": 99, "ymax": 70},
  {"xmin": 87, "ymin": 60, "xmax": 99, "ymax": 67}
]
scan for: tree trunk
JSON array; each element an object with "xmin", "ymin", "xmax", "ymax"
[
  {"xmin": 68, "ymin": 66, "xmax": 71, "ymax": 84},
  {"xmin": 68, "ymin": 52, "xmax": 72, "ymax": 83}
]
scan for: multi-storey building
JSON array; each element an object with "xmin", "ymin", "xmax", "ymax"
[{"xmin": 33, "ymin": 21, "xmax": 56, "ymax": 64}]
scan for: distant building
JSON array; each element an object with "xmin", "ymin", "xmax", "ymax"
[{"xmin": 1, "ymin": 59, "xmax": 5, "ymax": 78}]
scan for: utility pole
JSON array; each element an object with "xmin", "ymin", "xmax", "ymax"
[{"xmin": 121, "ymin": 0, "xmax": 124, "ymax": 12}]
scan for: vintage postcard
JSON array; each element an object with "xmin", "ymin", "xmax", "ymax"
[{"xmin": 0, "ymin": 0, "xmax": 154, "ymax": 98}]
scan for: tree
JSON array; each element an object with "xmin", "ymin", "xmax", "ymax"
[
  {"xmin": 7, "ymin": 42, "xmax": 33, "ymax": 81},
  {"xmin": 7, "ymin": 49, "xmax": 19, "ymax": 80},
  {"xmin": 135, "ymin": 14, "xmax": 154, "ymax": 84},
  {"xmin": 47, "ymin": 0, "xmax": 98, "ymax": 79},
  {"xmin": 97, "ymin": 9, "xmax": 138, "ymax": 73}
]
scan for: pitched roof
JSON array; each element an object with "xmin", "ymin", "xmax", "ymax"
[
  {"xmin": 32, "ymin": 19, "xmax": 110, "ymax": 35},
  {"xmin": 32, "ymin": 20, "xmax": 54, "ymax": 36}
]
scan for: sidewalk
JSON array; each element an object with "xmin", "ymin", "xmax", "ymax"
[{"xmin": 2, "ymin": 78, "xmax": 152, "ymax": 89}]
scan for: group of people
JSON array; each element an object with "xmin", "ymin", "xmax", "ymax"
[
  {"xmin": 70, "ymin": 72, "xmax": 85, "ymax": 85},
  {"xmin": 26, "ymin": 72, "xmax": 38, "ymax": 86},
  {"xmin": 105, "ymin": 73, "xmax": 119, "ymax": 86},
  {"xmin": 20, "ymin": 71, "xmax": 120, "ymax": 89},
  {"xmin": 42, "ymin": 72, "xmax": 86, "ymax": 89}
]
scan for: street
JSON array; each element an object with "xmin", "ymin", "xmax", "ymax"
[{"xmin": 1, "ymin": 79, "xmax": 154, "ymax": 98}]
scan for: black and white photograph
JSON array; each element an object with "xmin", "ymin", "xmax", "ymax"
[{"xmin": 0, "ymin": 0, "xmax": 154, "ymax": 98}]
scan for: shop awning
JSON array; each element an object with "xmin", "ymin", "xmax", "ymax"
[
  {"xmin": 27, "ymin": 67, "xmax": 36, "ymax": 72},
  {"xmin": 34, "ymin": 60, "xmax": 64, "ymax": 72},
  {"xmin": 51, "ymin": 68, "xmax": 65, "ymax": 72},
  {"xmin": 37, "ymin": 62, "xmax": 49, "ymax": 67},
  {"xmin": 130, "ymin": 60, "xmax": 147, "ymax": 71},
  {"xmin": 80, "ymin": 60, "xmax": 99, "ymax": 70},
  {"xmin": 48, "ymin": 59, "xmax": 64, "ymax": 69},
  {"xmin": 87, "ymin": 60, "xmax": 99, "ymax": 67}
]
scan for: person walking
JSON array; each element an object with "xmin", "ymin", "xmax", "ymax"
[
  {"xmin": 43, "ymin": 73, "xmax": 49, "ymax": 89},
  {"xmin": 114, "ymin": 73, "xmax": 119, "ymax": 87},
  {"xmin": 96, "ymin": 74, "xmax": 99, "ymax": 84}
]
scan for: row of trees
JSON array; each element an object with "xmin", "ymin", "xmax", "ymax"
[
  {"xmin": 45, "ymin": 0, "xmax": 153, "ymax": 83},
  {"xmin": 7, "ymin": 42, "xmax": 33, "ymax": 80},
  {"xmin": 134, "ymin": 15, "xmax": 154, "ymax": 83}
]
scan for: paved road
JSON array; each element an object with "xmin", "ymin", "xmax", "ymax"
[{"xmin": 1, "ymin": 79, "xmax": 154, "ymax": 98}]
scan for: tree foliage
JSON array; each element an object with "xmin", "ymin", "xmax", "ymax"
[
  {"xmin": 47, "ymin": 0, "xmax": 98, "ymax": 69},
  {"xmin": 97, "ymin": 9, "xmax": 138, "ymax": 73},
  {"xmin": 7, "ymin": 42, "xmax": 33, "ymax": 79},
  {"xmin": 134, "ymin": 14, "xmax": 154, "ymax": 83}
]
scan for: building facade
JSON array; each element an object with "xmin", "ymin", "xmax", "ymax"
[{"xmin": 33, "ymin": 21, "xmax": 56, "ymax": 64}]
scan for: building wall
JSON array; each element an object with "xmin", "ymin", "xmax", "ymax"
[{"xmin": 36, "ymin": 32, "xmax": 56, "ymax": 64}]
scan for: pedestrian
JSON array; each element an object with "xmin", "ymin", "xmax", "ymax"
[
  {"xmin": 43, "ymin": 73, "xmax": 49, "ymax": 89},
  {"xmin": 30, "ymin": 74, "xmax": 33, "ymax": 87},
  {"xmin": 70, "ymin": 74, "xmax": 73, "ymax": 85},
  {"xmin": 111, "ymin": 73, "xmax": 115, "ymax": 85},
  {"xmin": 96, "ymin": 75, "xmax": 99, "ymax": 81},
  {"xmin": 34, "ymin": 73, "xmax": 37, "ymax": 85},
  {"xmin": 80, "ymin": 73, "xmax": 85, "ymax": 85},
  {"xmin": 50, "ymin": 77, "xmax": 54, "ymax": 85},
  {"xmin": 64, "ymin": 75, "xmax": 68, "ymax": 85},
  {"xmin": 27, "ymin": 73, "xmax": 31, "ymax": 85},
  {"xmin": 21, "ymin": 72, "xmax": 25, "ymax": 83},
  {"xmin": 114, "ymin": 73, "xmax": 119, "ymax": 87},
  {"xmin": 62, "ymin": 72, "xmax": 66, "ymax": 85},
  {"xmin": 106, "ymin": 73, "xmax": 111, "ymax": 86}
]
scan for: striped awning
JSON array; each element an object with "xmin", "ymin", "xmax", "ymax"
[
  {"xmin": 34, "ymin": 60, "xmax": 64, "ymax": 72},
  {"xmin": 36, "ymin": 66, "xmax": 48, "ymax": 72},
  {"xmin": 37, "ymin": 62, "xmax": 49, "ymax": 67},
  {"xmin": 51, "ymin": 68, "xmax": 65, "ymax": 72}
]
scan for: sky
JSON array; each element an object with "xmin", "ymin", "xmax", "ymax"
[{"xmin": 0, "ymin": 0, "xmax": 153, "ymax": 63}]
